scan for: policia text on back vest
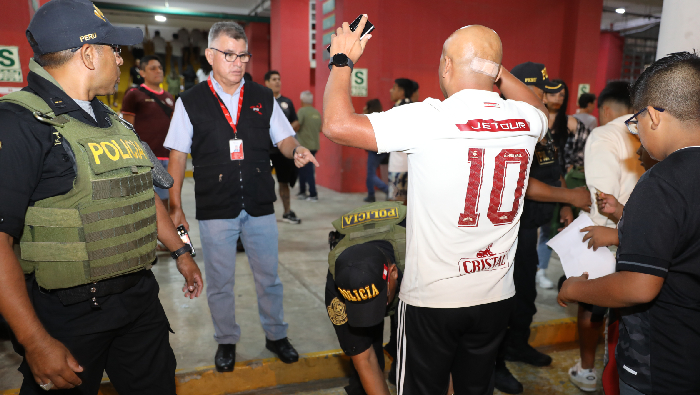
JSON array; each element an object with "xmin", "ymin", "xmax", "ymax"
[
  {"xmin": 328, "ymin": 201, "xmax": 406, "ymax": 278},
  {"xmin": 179, "ymin": 80, "xmax": 277, "ymax": 220},
  {"xmin": 0, "ymin": 60, "xmax": 157, "ymax": 290}
]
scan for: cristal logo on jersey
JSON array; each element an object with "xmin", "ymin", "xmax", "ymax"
[
  {"xmin": 250, "ymin": 103, "xmax": 262, "ymax": 113},
  {"xmin": 456, "ymin": 119, "xmax": 530, "ymax": 132},
  {"xmin": 458, "ymin": 243, "xmax": 510, "ymax": 275},
  {"xmin": 483, "ymin": 102, "xmax": 500, "ymax": 108}
]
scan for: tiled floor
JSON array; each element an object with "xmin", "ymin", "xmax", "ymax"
[{"xmin": 0, "ymin": 180, "xmax": 576, "ymax": 391}]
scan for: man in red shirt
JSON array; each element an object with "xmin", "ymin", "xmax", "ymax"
[{"xmin": 121, "ymin": 55, "xmax": 175, "ymax": 208}]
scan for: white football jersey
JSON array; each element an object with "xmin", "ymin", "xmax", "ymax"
[{"xmin": 369, "ymin": 89, "xmax": 547, "ymax": 308}]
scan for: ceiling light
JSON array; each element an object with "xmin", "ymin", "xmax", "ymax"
[
  {"xmin": 155, "ymin": 15, "xmax": 167, "ymax": 22},
  {"xmin": 616, "ymin": 8, "xmax": 625, "ymax": 14}
]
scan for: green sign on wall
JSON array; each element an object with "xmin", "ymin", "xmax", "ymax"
[
  {"xmin": 0, "ymin": 46, "xmax": 22, "ymax": 83},
  {"xmin": 351, "ymin": 68, "xmax": 368, "ymax": 97},
  {"xmin": 323, "ymin": 14, "xmax": 336, "ymax": 30},
  {"xmin": 322, "ymin": 0, "xmax": 335, "ymax": 14}
]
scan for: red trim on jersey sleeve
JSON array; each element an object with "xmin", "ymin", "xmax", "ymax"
[
  {"xmin": 140, "ymin": 83, "xmax": 165, "ymax": 95},
  {"xmin": 456, "ymin": 119, "xmax": 530, "ymax": 132}
]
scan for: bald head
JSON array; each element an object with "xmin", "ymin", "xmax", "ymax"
[
  {"xmin": 443, "ymin": 26, "xmax": 502, "ymax": 67},
  {"xmin": 439, "ymin": 25, "xmax": 502, "ymax": 98}
]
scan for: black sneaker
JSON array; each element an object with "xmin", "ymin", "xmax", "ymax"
[
  {"xmin": 363, "ymin": 196, "xmax": 376, "ymax": 202},
  {"xmin": 306, "ymin": 196, "xmax": 318, "ymax": 202},
  {"xmin": 296, "ymin": 193, "xmax": 307, "ymax": 200},
  {"xmin": 282, "ymin": 211, "xmax": 301, "ymax": 224},
  {"xmin": 504, "ymin": 344, "xmax": 552, "ymax": 367},
  {"xmin": 494, "ymin": 363, "xmax": 523, "ymax": 394}
]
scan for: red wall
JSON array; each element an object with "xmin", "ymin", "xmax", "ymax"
[
  {"xmin": 245, "ymin": 22, "xmax": 271, "ymax": 84},
  {"xmin": 270, "ymin": 0, "xmax": 311, "ymax": 112},
  {"xmin": 0, "ymin": 0, "xmax": 36, "ymax": 96},
  {"xmin": 309, "ymin": 0, "xmax": 604, "ymax": 192},
  {"xmin": 595, "ymin": 31, "xmax": 624, "ymax": 95}
]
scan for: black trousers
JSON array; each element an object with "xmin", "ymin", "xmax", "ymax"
[
  {"xmin": 397, "ymin": 298, "xmax": 514, "ymax": 395},
  {"xmin": 14, "ymin": 272, "xmax": 176, "ymax": 395},
  {"xmin": 497, "ymin": 226, "xmax": 539, "ymax": 364}
]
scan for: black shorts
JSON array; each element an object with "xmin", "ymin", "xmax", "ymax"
[
  {"xmin": 270, "ymin": 152, "xmax": 297, "ymax": 186},
  {"xmin": 580, "ymin": 302, "xmax": 608, "ymax": 322},
  {"xmin": 396, "ymin": 297, "xmax": 514, "ymax": 395}
]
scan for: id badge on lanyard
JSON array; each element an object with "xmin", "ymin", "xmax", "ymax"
[
  {"xmin": 207, "ymin": 76, "xmax": 245, "ymax": 161},
  {"xmin": 229, "ymin": 139, "xmax": 243, "ymax": 160}
]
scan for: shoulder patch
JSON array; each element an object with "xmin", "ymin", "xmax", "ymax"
[{"xmin": 327, "ymin": 297, "xmax": 348, "ymax": 325}]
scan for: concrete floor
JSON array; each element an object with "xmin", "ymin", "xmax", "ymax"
[
  {"xmin": 0, "ymin": 179, "xmax": 576, "ymax": 391},
  {"xmin": 240, "ymin": 344, "xmax": 604, "ymax": 395}
]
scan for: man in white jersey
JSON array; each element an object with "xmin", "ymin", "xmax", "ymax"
[{"xmin": 322, "ymin": 19, "xmax": 548, "ymax": 394}]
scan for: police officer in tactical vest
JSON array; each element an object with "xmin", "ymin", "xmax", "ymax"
[
  {"xmin": 165, "ymin": 21, "xmax": 319, "ymax": 371},
  {"xmin": 326, "ymin": 202, "xmax": 405, "ymax": 395},
  {"xmin": 0, "ymin": 0, "xmax": 203, "ymax": 393}
]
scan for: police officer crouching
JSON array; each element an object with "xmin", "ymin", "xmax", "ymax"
[
  {"xmin": 325, "ymin": 202, "xmax": 404, "ymax": 395},
  {"xmin": 0, "ymin": 0, "xmax": 203, "ymax": 393}
]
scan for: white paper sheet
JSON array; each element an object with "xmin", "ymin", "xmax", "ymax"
[{"xmin": 546, "ymin": 214, "xmax": 616, "ymax": 279}]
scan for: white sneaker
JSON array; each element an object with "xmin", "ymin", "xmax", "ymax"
[
  {"xmin": 536, "ymin": 269, "xmax": 554, "ymax": 289},
  {"xmin": 569, "ymin": 360, "xmax": 597, "ymax": 392}
]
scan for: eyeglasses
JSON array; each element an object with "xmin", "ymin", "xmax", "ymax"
[
  {"xmin": 96, "ymin": 43, "xmax": 122, "ymax": 58},
  {"xmin": 625, "ymin": 107, "xmax": 665, "ymax": 135},
  {"xmin": 209, "ymin": 47, "xmax": 251, "ymax": 63}
]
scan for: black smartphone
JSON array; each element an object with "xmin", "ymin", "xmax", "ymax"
[{"xmin": 326, "ymin": 14, "xmax": 375, "ymax": 53}]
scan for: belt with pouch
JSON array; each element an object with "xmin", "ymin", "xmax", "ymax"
[{"xmin": 37, "ymin": 269, "xmax": 149, "ymax": 307}]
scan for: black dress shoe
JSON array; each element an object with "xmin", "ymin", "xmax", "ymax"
[
  {"xmin": 215, "ymin": 344, "xmax": 236, "ymax": 372},
  {"xmin": 504, "ymin": 344, "xmax": 552, "ymax": 367},
  {"xmin": 265, "ymin": 337, "xmax": 299, "ymax": 364},
  {"xmin": 494, "ymin": 363, "xmax": 523, "ymax": 394}
]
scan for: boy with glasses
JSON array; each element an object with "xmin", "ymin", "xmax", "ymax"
[{"xmin": 559, "ymin": 51, "xmax": 700, "ymax": 394}]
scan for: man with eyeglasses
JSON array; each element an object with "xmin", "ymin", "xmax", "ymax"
[
  {"xmin": 0, "ymin": 0, "xmax": 204, "ymax": 393},
  {"xmin": 559, "ymin": 51, "xmax": 700, "ymax": 394},
  {"xmin": 165, "ymin": 21, "xmax": 318, "ymax": 373}
]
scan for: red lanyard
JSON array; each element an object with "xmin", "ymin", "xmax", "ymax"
[{"xmin": 207, "ymin": 75, "xmax": 245, "ymax": 139}]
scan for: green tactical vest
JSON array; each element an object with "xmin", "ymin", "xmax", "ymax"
[
  {"xmin": 328, "ymin": 201, "xmax": 406, "ymax": 279},
  {"xmin": 0, "ymin": 63, "xmax": 157, "ymax": 290}
]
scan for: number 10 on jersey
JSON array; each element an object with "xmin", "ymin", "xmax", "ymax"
[{"xmin": 458, "ymin": 148, "xmax": 529, "ymax": 227}]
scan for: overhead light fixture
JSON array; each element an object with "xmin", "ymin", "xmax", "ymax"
[
  {"xmin": 616, "ymin": 7, "xmax": 625, "ymax": 14},
  {"xmin": 155, "ymin": 15, "xmax": 167, "ymax": 22}
]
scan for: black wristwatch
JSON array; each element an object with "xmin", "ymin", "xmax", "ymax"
[
  {"xmin": 171, "ymin": 244, "xmax": 193, "ymax": 260},
  {"xmin": 328, "ymin": 53, "xmax": 354, "ymax": 71}
]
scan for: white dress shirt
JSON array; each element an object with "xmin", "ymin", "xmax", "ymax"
[{"xmin": 164, "ymin": 75, "xmax": 295, "ymax": 154}]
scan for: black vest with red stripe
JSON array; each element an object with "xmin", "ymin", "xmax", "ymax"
[{"xmin": 180, "ymin": 80, "xmax": 276, "ymax": 219}]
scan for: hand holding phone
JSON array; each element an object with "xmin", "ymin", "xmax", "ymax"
[{"xmin": 326, "ymin": 14, "xmax": 375, "ymax": 53}]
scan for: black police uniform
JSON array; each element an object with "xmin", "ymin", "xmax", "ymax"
[
  {"xmin": 0, "ymin": 68, "xmax": 175, "ymax": 395},
  {"xmin": 497, "ymin": 134, "xmax": 562, "ymax": 361},
  {"xmin": 325, "ymin": 240, "xmax": 402, "ymax": 395}
]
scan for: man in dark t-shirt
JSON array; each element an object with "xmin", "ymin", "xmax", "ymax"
[
  {"xmin": 264, "ymin": 70, "xmax": 302, "ymax": 224},
  {"xmin": 121, "ymin": 55, "xmax": 175, "ymax": 207},
  {"xmin": 559, "ymin": 51, "xmax": 700, "ymax": 394}
]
